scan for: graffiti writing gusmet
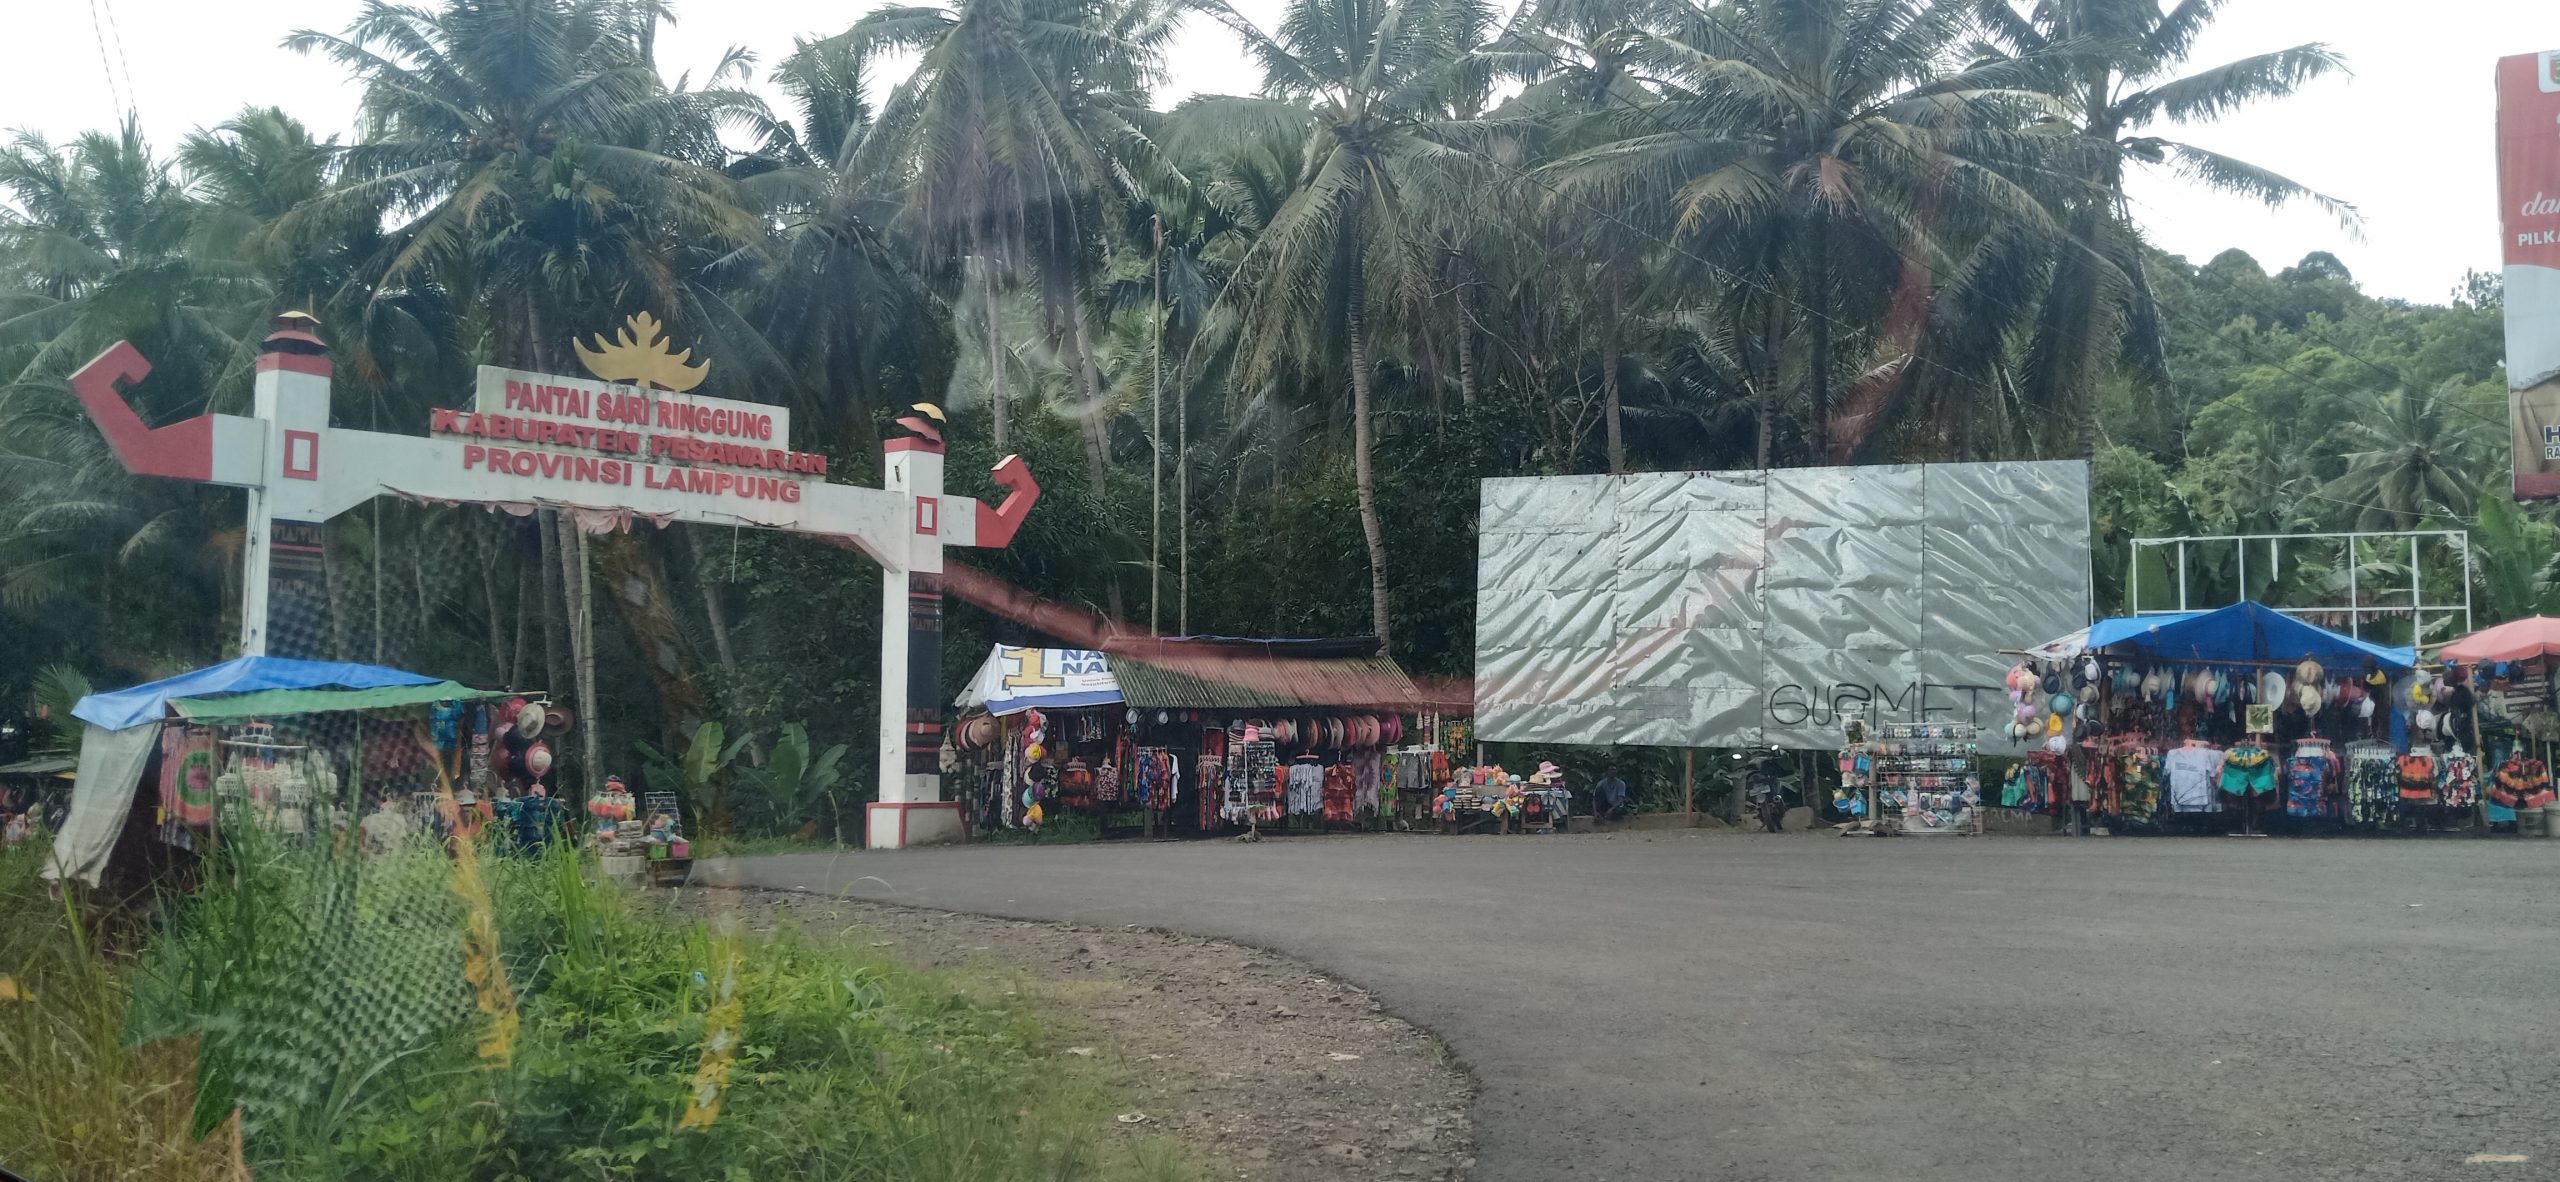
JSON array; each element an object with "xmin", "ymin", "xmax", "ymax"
[{"xmin": 1765, "ymin": 680, "xmax": 2002, "ymax": 729}]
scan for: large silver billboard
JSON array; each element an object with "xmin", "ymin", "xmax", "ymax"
[{"xmin": 1475, "ymin": 461, "xmax": 2090, "ymax": 750}]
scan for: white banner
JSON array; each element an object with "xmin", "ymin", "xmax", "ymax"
[{"xmin": 958, "ymin": 647, "xmax": 1123, "ymax": 716}]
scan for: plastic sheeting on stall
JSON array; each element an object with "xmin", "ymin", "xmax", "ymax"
[
  {"xmin": 72, "ymin": 655, "xmax": 442, "ymax": 731},
  {"xmin": 2077, "ymin": 602, "xmax": 2415, "ymax": 671},
  {"xmin": 1475, "ymin": 461, "xmax": 2091, "ymax": 751},
  {"xmin": 42, "ymin": 723, "xmax": 156, "ymax": 888}
]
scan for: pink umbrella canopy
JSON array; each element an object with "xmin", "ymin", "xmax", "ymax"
[{"xmin": 2441, "ymin": 616, "xmax": 2560, "ymax": 665}]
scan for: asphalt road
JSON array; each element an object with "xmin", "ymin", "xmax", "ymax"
[{"xmin": 703, "ymin": 833, "xmax": 2559, "ymax": 1181}]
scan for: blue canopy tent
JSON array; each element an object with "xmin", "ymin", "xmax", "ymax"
[
  {"xmin": 2078, "ymin": 602, "xmax": 2416, "ymax": 671},
  {"xmin": 48, "ymin": 656, "xmax": 498, "ymax": 887}
]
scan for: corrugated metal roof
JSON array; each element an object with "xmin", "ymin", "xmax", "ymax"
[{"xmin": 1108, "ymin": 642, "xmax": 1422, "ymax": 712}]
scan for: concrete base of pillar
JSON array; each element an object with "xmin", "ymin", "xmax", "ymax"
[{"xmin": 866, "ymin": 801, "xmax": 968, "ymax": 849}]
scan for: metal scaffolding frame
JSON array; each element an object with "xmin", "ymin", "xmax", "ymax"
[{"xmin": 2128, "ymin": 530, "xmax": 2473, "ymax": 641}]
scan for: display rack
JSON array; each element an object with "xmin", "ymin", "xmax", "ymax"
[{"xmin": 1850, "ymin": 723, "xmax": 1983, "ymax": 836}]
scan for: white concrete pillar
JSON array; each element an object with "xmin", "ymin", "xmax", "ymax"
[
  {"xmin": 242, "ymin": 315, "xmax": 335, "ymax": 658},
  {"xmin": 866, "ymin": 434, "xmax": 965, "ymax": 848}
]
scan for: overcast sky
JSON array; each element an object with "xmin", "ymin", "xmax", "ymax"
[{"xmin": 1, "ymin": 0, "xmax": 2547, "ymax": 303}]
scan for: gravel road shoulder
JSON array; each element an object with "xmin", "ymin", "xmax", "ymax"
[{"xmin": 676, "ymin": 886, "xmax": 1476, "ymax": 1181}]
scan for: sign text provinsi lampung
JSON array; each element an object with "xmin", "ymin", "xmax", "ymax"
[{"xmin": 424, "ymin": 365, "xmax": 826, "ymax": 505}]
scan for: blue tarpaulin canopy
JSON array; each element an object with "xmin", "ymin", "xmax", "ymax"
[
  {"xmin": 2078, "ymin": 602, "xmax": 2416, "ymax": 671},
  {"xmin": 72, "ymin": 655, "xmax": 448, "ymax": 732}
]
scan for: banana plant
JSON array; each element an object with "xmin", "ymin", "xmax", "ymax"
[
  {"xmin": 746, "ymin": 722, "xmax": 850, "ymax": 840},
  {"xmin": 637, "ymin": 720, "xmax": 755, "ymax": 834}
]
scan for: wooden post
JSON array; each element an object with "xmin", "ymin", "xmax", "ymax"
[{"xmin": 1682, "ymin": 748, "xmax": 1695, "ymax": 827}]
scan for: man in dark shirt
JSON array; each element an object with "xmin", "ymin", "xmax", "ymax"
[{"xmin": 1592, "ymin": 766, "xmax": 1630, "ymax": 823}]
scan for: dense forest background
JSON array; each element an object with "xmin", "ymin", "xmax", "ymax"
[{"xmin": 0, "ymin": 0, "xmax": 2537, "ymax": 827}]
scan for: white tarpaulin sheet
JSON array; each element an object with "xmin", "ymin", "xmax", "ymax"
[
  {"xmin": 1475, "ymin": 461, "xmax": 2090, "ymax": 751},
  {"xmin": 43, "ymin": 722, "xmax": 158, "ymax": 888}
]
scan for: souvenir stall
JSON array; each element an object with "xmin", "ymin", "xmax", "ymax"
[
  {"xmin": 2441, "ymin": 617, "xmax": 2560, "ymax": 836},
  {"xmin": 1840, "ymin": 723, "xmax": 1983, "ymax": 835},
  {"xmin": 45, "ymin": 656, "xmax": 515, "ymax": 889},
  {"xmin": 952, "ymin": 638, "xmax": 1445, "ymax": 839},
  {"xmin": 1426, "ymin": 734, "xmax": 1573, "ymax": 835},
  {"xmin": 0, "ymin": 755, "xmax": 74, "ymax": 840},
  {"xmin": 952, "ymin": 646, "xmax": 1137, "ymax": 837},
  {"xmin": 2004, "ymin": 602, "xmax": 2429, "ymax": 837}
]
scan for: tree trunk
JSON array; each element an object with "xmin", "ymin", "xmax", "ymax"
[
  {"xmin": 1346, "ymin": 254, "xmax": 1394, "ymax": 651},
  {"xmin": 539, "ymin": 510, "xmax": 564, "ymax": 696},
  {"xmin": 1069, "ymin": 312, "xmax": 1111, "ymax": 489},
  {"xmin": 480, "ymin": 526, "xmax": 510, "ymax": 688},
  {"xmin": 681, "ymin": 527, "xmax": 761, "ymax": 767},
  {"xmin": 510, "ymin": 555, "xmax": 530, "ymax": 690},
  {"xmin": 685, "ymin": 527, "xmax": 743, "ymax": 677},
  {"xmin": 371, "ymin": 500, "xmax": 385, "ymax": 662},
  {"xmin": 983, "ymin": 258, "xmax": 1008, "ymax": 451},
  {"xmin": 550, "ymin": 513, "xmax": 603, "ymax": 799},
  {"xmin": 1456, "ymin": 313, "xmax": 1478, "ymax": 409},
  {"xmin": 573, "ymin": 524, "xmax": 602, "ymax": 800},
  {"xmin": 593, "ymin": 531, "xmax": 711, "ymax": 747},
  {"xmin": 326, "ymin": 520, "xmax": 353, "ymax": 660},
  {"xmin": 1806, "ymin": 211, "xmax": 1832, "ymax": 465},
  {"xmin": 1756, "ymin": 293, "xmax": 1778, "ymax": 469},
  {"xmin": 1603, "ymin": 286, "xmax": 1626, "ymax": 474}
]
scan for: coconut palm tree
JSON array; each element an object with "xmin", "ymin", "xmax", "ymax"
[
  {"xmin": 284, "ymin": 0, "xmax": 764, "ymax": 370},
  {"xmin": 286, "ymin": 0, "xmax": 770, "ymax": 788},
  {"xmin": 1547, "ymin": 0, "xmax": 2083, "ymax": 463},
  {"xmin": 851, "ymin": 0, "xmax": 1180, "ymax": 460},
  {"xmin": 2320, "ymin": 380, "xmax": 2492, "ymax": 530},
  {"xmin": 1185, "ymin": 0, "xmax": 1492, "ymax": 650},
  {"xmin": 1975, "ymin": 0, "xmax": 2353, "ymax": 454},
  {"xmin": 744, "ymin": 37, "xmax": 955, "ymax": 451},
  {"xmin": 0, "ymin": 125, "xmax": 248, "ymax": 658}
]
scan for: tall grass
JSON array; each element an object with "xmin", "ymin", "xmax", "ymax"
[
  {"xmin": 0, "ymin": 843, "xmax": 241, "ymax": 1181},
  {"xmin": 0, "ymin": 830, "xmax": 1192, "ymax": 1181}
]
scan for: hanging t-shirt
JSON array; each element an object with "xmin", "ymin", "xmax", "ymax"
[
  {"xmin": 1286, "ymin": 759, "xmax": 1325, "ymax": 815},
  {"xmin": 2283, "ymin": 745, "xmax": 2339, "ymax": 819},
  {"xmin": 2395, "ymin": 753, "xmax": 2438, "ymax": 803},
  {"xmin": 2162, "ymin": 745, "xmax": 2226, "ymax": 813}
]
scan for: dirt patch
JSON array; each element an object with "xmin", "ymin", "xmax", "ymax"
[{"xmin": 676, "ymin": 886, "xmax": 1476, "ymax": 1181}]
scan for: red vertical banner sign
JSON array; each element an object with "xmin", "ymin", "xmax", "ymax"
[{"xmin": 2501, "ymin": 50, "xmax": 2560, "ymax": 498}]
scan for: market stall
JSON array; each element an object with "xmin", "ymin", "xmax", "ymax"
[
  {"xmin": 952, "ymin": 638, "xmax": 1456, "ymax": 839},
  {"xmin": 1841, "ymin": 723, "xmax": 1983, "ymax": 836},
  {"xmin": 2441, "ymin": 617, "xmax": 2560, "ymax": 835},
  {"xmin": 2002, "ymin": 601, "xmax": 2438, "ymax": 836},
  {"xmin": 45, "ymin": 656, "xmax": 518, "ymax": 887},
  {"xmin": 0, "ymin": 755, "xmax": 74, "ymax": 843},
  {"xmin": 1427, "ymin": 748, "xmax": 1572, "ymax": 834}
]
